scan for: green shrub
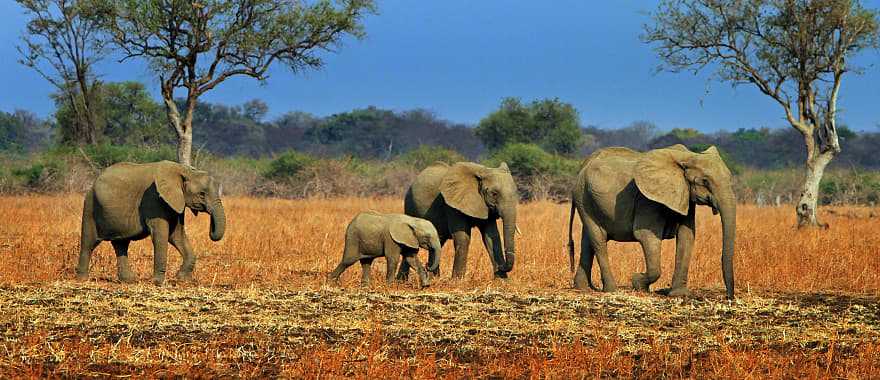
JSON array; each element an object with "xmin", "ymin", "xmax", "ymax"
[
  {"xmin": 11, "ymin": 157, "xmax": 65, "ymax": 189},
  {"xmin": 48, "ymin": 144, "xmax": 176, "ymax": 169},
  {"xmin": 398, "ymin": 145, "xmax": 465, "ymax": 170},
  {"xmin": 484, "ymin": 143, "xmax": 579, "ymax": 178},
  {"xmin": 264, "ymin": 150, "xmax": 316, "ymax": 180}
]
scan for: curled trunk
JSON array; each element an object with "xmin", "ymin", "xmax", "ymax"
[{"xmin": 208, "ymin": 199, "xmax": 226, "ymax": 241}]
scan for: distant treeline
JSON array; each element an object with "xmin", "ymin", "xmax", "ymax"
[{"xmin": 2, "ymin": 97, "xmax": 878, "ymax": 172}]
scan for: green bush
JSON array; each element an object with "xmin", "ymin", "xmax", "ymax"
[
  {"xmin": 11, "ymin": 157, "xmax": 65, "ymax": 189},
  {"xmin": 264, "ymin": 150, "xmax": 316, "ymax": 180},
  {"xmin": 484, "ymin": 143, "xmax": 579, "ymax": 178},
  {"xmin": 398, "ymin": 145, "xmax": 465, "ymax": 170},
  {"xmin": 49, "ymin": 144, "xmax": 176, "ymax": 169}
]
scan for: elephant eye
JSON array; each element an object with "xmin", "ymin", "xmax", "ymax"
[{"xmin": 701, "ymin": 178, "xmax": 710, "ymax": 186}]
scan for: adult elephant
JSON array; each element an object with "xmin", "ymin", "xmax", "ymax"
[
  {"xmin": 567, "ymin": 145, "xmax": 736, "ymax": 299},
  {"xmin": 398, "ymin": 162, "xmax": 518, "ymax": 280},
  {"xmin": 76, "ymin": 161, "xmax": 226, "ymax": 285}
]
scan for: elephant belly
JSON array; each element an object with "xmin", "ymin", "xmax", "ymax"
[{"xmin": 93, "ymin": 203, "xmax": 147, "ymax": 240}]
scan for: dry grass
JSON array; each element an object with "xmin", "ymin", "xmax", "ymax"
[{"xmin": 1, "ymin": 195, "xmax": 880, "ymax": 378}]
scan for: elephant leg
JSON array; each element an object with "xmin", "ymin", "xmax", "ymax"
[
  {"xmin": 328, "ymin": 241, "xmax": 360, "ymax": 284},
  {"xmin": 405, "ymin": 254, "xmax": 430, "ymax": 288},
  {"xmin": 399, "ymin": 235, "xmax": 447, "ymax": 281},
  {"xmin": 168, "ymin": 215, "xmax": 196, "ymax": 283},
  {"xmin": 76, "ymin": 192, "xmax": 100, "ymax": 280},
  {"xmin": 450, "ymin": 229, "xmax": 472, "ymax": 279},
  {"xmin": 76, "ymin": 223, "xmax": 100, "ymax": 280},
  {"xmin": 148, "ymin": 218, "xmax": 170, "ymax": 286},
  {"xmin": 111, "ymin": 240, "xmax": 136, "ymax": 283},
  {"xmin": 665, "ymin": 210, "xmax": 695, "ymax": 297},
  {"xmin": 574, "ymin": 218, "xmax": 616, "ymax": 292},
  {"xmin": 384, "ymin": 240, "xmax": 402, "ymax": 284},
  {"xmin": 633, "ymin": 213, "xmax": 665, "ymax": 292},
  {"xmin": 386, "ymin": 252, "xmax": 401, "ymax": 284},
  {"xmin": 360, "ymin": 258, "xmax": 374, "ymax": 287},
  {"xmin": 478, "ymin": 221, "xmax": 507, "ymax": 279}
]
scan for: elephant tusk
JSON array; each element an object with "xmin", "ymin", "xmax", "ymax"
[{"xmin": 515, "ymin": 226, "xmax": 522, "ymax": 236}]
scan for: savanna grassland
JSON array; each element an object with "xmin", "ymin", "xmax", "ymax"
[{"xmin": 1, "ymin": 195, "xmax": 880, "ymax": 378}]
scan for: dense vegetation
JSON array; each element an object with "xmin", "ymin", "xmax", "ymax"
[{"xmin": 2, "ymin": 90, "xmax": 879, "ymax": 205}]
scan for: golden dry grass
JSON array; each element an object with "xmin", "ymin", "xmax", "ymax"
[{"xmin": 1, "ymin": 195, "xmax": 880, "ymax": 378}]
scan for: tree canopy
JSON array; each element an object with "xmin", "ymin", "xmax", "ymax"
[{"xmin": 475, "ymin": 97, "xmax": 583, "ymax": 155}]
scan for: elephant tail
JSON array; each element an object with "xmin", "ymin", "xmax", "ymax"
[{"xmin": 567, "ymin": 201, "xmax": 576, "ymax": 274}]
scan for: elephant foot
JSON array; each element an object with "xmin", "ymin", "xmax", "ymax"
[
  {"xmin": 152, "ymin": 276, "xmax": 165, "ymax": 286},
  {"xmin": 75, "ymin": 271, "xmax": 89, "ymax": 281},
  {"xmin": 175, "ymin": 271, "xmax": 196, "ymax": 284},
  {"xmin": 602, "ymin": 283, "xmax": 619, "ymax": 293},
  {"xmin": 657, "ymin": 287, "xmax": 692, "ymax": 297},
  {"xmin": 395, "ymin": 272, "xmax": 410, "ymax": 282},
  {"xmin": 117, "ymin": 272, "xmax": 137, "ymax": 284},
  {"xmin": 630, "ymin": 273, "xmax": 653, "ymax": 292},
  {"xmin": 493, "ymin": 271, "xmax": 509, "ymax": 280}
]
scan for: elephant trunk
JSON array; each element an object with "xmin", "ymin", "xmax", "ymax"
[
  {"xmin": 208, "ymin": 198, "xmax": 226, "ymax": 242},
  {"xmin": 499, "ymin": 208, "xmax": 516, "ymax": 273},
  {"xmin": 718, "ymin": 191, "xmax": 736, "ymax": 300},
  {"xmin": 427, "ymin": 239, "xmax": 442, "ymax": 272}
]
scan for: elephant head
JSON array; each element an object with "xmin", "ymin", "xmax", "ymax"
[
  {"xmin": 155, "ymin": 162, "xmax": 226, "ymax": 241},
  {"xmin": 390, "ymin": 217, "xmax": 444, "ymax": 271},
  {"xmin": 440, "ymin": 162, "xmax": 519, "ymax": 273},
  {"xmin": 634, "ymin": 145, "xmax": 736, "ymax": 299}
]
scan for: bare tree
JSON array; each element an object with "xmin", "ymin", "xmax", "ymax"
[
  {"xmin": 17, "ymin": 0, "xmax": 107, "ymax": 145},
  {"xmin": 644, "ymin": 0, "xmax": 879, "ymax": 227},
  {"xmin": 97, "ymin": 0, "xmax": 375, "ymax": 166}
]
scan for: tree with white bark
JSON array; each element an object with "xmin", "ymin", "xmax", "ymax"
[
  {"xmin": 96, "ymin": 0, "xmax": 375, "ymax": 165},
  {"xmin": 644, "ymin": 0, "xmax": 879, "ymax": 227}
]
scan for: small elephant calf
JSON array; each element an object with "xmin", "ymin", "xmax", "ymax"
[{"xmin": 328, "ymin": 212, "xmax": 442, "ymax": 288}]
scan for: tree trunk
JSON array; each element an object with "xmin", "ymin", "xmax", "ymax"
[
  {"xmin": 177, "ymin": 127, "xmax": 193, "ymax": 166},
  {"xmin": 796, "ymin": 150, "xmax": 834, "ymax": 228}
]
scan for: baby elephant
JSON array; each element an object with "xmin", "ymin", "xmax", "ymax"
[{"xmin": 329, "ymin": 212, "xmax": 442, "ymax": 288}]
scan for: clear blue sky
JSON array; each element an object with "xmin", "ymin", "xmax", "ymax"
[{"xmin": 1, "ymin": 1, "xmax": 879, "ymax": 131}]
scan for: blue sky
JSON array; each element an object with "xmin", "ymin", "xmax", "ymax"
[{"xmin": 1, "ymin": 1, "xmax": 879, "ymax": 131}]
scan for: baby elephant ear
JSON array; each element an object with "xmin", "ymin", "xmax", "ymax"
[
  {"xmin": 389, "ymin": 220, "xmax": 419, "ymax": 249},
  {"xmin": 634, "ymin": 150, "xmax": 690, "ymax": 216},
  {"xmin": 154, "ymin": 161, "xmax": 186, "ymax": 214},
  {"xmin": 440, "ymin": 163, "xmax": 489, "ymax": 219}
]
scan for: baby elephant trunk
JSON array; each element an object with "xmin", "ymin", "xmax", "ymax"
[
  {"xmin": 427, "ymin": 240, "xmax": 442, "ymax": 272},
  {"xmin": 208, "ymin": 198, "xmax": 226, "ymax": 241}
]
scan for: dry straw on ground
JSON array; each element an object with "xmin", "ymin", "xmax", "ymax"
[{"xmin": 1, "ymin": 195, "xmax": 879, "ymax": 377}]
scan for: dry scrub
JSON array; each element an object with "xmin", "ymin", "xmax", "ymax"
[{"xmin": 1, "ymin": 195, "xmax": 879, "ymax": 377}]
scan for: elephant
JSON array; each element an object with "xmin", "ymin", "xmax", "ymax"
[
  {"xmin": 328, "ymin": 212, "xmax": 442, "ymax": 288},
  {"xmin": 397, "ymin": 161, "xmax": 518, "ymax": 280},
  {"xmin": 76, "ymin": 160, "xmax": 226, "ymax": 285},
  {"xmin": 567, "ymin": 145, "xmax": 736, "ymax": 299}
]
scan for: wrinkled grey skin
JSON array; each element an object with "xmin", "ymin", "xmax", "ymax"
[
  {"xmin": 398, "ymin": 161, "xmax": 518, "ymax": 280},
  {"xmin": 328, "ymin": 212, "xmax": 442, "ymax": 288},
  {"xmin": 568, "ymin": 145, "xmax": 736, "ymax": 299},
  {"xmin": 76, "ymin": 161, "xmax": 226, "ymax": 285}
]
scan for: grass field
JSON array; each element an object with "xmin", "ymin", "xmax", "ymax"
[{"xmin": 1, "ymin": 195, "xmax": 879, "ymax": 377}]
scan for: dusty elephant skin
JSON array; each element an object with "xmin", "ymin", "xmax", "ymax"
[
  {"xmin": 568, "ymin": 144, "xmax": 736, "ymax": 299},
  {"xmin": 398, "ymin": 162, "xmax": 518, "ymax": 280},
  {"xmin": 328, "ymin": 212, "xmax": 442, "ymax": 288},
  {"xmin": 76, "ymin": 161, "xmax": 226, "ymax": 285}
]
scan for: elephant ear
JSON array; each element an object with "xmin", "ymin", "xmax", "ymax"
[
  {"xmin": 389, "ymin": 220, "xmax": 419, "ymax": 249},
  {"xmin": 634, "ymin": 150, "xmax": 690, "ymax": 216},
  {"xmin": 440, "ymin": 163, "xmax": 489, "ymax": 219},
  {"xmin": 154, "ymin": 161, "xmax": 186, "ymax": 214}
]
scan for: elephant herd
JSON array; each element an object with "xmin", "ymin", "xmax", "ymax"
[{"xmin": 75, "ymin": 144, "xmax": 737, "ymax": 299}]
